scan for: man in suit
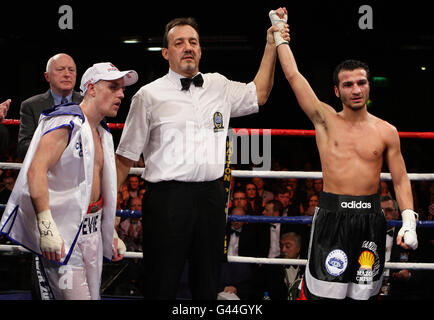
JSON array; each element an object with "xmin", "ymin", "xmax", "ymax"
[
  {"xmin": 0, "ymin": 99, "xmax": 12, "ymax": 154},
  {"xmin": 17, "ymin": 53, "xmax": 82, "ymax": 159},
  {"xmin": 223, "ymin": 232, "xmax": 304, "ymax": 300},
  {"xmin": 219, "ymin": 206, "xmax": 265, "ymax": 292},
  {"xmin": 226, "ymin": 207, "xmax": 265, "ymax": 258},
  {"xmin": 381, "ymin": 195, "xmax": 423, "ymax": 300},
  {"xmin": 0, "ymin": 99, "xmax": 11, "ymax": 123},
  {"xmin": 259, "ymin": 199, "xmax": 305, "ymax": 258}
]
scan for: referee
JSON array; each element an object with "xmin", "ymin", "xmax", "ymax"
[{"xmin": 116, "ymin": 16, "xmax": 287, "ymax": 300}]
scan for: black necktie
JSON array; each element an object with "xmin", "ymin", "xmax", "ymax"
[
  {"xmin": 230, "ymin": 229, "xmax": 241, "ymax": 237},
  {"xmin": 387, "ymin": 228, "xmax": 394, "ymax": 237},
  {"xmin": 180, "ymin": 74, "xmax": 204, "ymax": 91},
  {"xmin": 61, "ymin": 97, "xmax": 68, "ymax": 104}
]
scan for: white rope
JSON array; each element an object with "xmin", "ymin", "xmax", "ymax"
[
  {"xmin": 227, "ymin": 255, "xmax": 434, "ymax": 270},
  {"xmin": 2, "ymin": 162, "xmax": 434, "ymax": 270},
  {"xmin": 0, "ymin": 244, "xmax": 142, "ymax": 259},
  {"xmin": 0, "ymin": 162, "xmax": 22, "ymax": 170},
  {"xmin": 232, "ymin": 170, "xmax": 434, "ymax": 181},
  {"xmin": 1, "ymin": 163, "xmax": 433, "ymax": 181},
  {"xmin": 1, "ymin": 244, "xmax": 433, "ymax": 270}
]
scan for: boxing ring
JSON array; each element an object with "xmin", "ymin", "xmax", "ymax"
[{"xmin": 1, "ymin": 121, "xmax": 434, "ymax": 298}]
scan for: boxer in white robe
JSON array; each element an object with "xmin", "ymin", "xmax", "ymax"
[{"xmin": 1, "ymin": 62, "xmax": 138, "ymax": 299}]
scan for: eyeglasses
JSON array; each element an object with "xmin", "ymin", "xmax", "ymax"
[{"xmin": 383, "ymin": 208, "xmax": 395, "ymax": 213}]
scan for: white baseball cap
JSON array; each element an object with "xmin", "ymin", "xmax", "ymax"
[{"xmin": 80, "ymin": 62, "xmax": 138, "ymax": 96}]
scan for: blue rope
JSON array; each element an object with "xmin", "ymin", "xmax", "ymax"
[
  {"xmin": 227, "ymin": 214, "xmax": 434, "ymax": 228},
  {"xmin": 1, "ymin": 205, "xmax": 433, "ymax": 227}
]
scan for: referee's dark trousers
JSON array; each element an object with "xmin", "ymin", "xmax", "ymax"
[{"xmin": 141, "ymin": 179, "xmax": 226, "ymax": 300}]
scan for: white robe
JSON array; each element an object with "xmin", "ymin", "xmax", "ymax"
[{"xmin": 0, "ymin": 103, "xmax": 117, "ymax": 264}]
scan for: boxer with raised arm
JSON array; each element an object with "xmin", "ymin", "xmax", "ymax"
[{"xmin": 270, "ymin": 7, "xmax": 418, "ymax": 300}]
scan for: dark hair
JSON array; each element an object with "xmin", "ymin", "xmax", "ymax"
[
  {"xmin": 380, "ymin": 195, "xmax": 399, "ymax": 211},
  {"xmin": 332, "ymin": 59, "xmax": 370, "ymax": 86},
  {"xmin": 232, "ymin": 188, "xmax": 246, "ymax": 196},
  {"xmin": 275, "ymin": 186, "xmax": 289, "ymax": 196},
  {"xmin": 380, "ymin": 195, "xmax": 394, "ymax": 202},
  {"xmin": 269, "ymin": 200, "xmax": 284, "ymax": 216},
  {"xmin": 162, "ymin": 17, "xmax": 200, "ymax": 48}
]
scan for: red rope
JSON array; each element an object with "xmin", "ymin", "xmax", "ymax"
[{"xmin": 2, "ymin": 119, "xmax": 434, "ymax": 139}]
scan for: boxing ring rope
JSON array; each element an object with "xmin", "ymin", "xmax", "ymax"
[
  {"xmin": 1, "ymin": 123, "xmax": 434, "ymax": 271},
  {"xmin": 3, "ymin": 119, "xmax": 434, "ymax": 139},
  {"xmin": 1, "ymin": 203, "xmax": 434, "ymax": 269},
  {"xmin": 1, "ymin": 244, "xmax": 433, "ymax": 270},
  {"xmin": 1, "ymin": 163, "xmax": 434, "ymax": 181}
]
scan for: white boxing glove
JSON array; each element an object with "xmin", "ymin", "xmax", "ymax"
[
  {"xmin": 397, "ymin": 209, "xmax": 418, "ymax": 250},
  {"xmin": 269, "ymin": 9, "xmax": 288, "ymax": 47},
  {"xmin": 113, "ymin": 230, "xmax": 126, "ymax": 256},
  {"xmin": 37, "ymin": 209, "xmax": 64, "ymax": 256}
]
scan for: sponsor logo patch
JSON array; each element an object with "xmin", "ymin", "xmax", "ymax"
[
  {"xmin": 356, "ymin": 241, "xmax": 381, "ymax": 284},
  {"xmin": 325, "ymin": 249, "xmax": 348, "ymax": 276}
]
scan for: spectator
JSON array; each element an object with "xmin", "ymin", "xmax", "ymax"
[
  {"xmin": 261, "ymin": 200, "xmax": 284, "ymax": 258},
  {"xmin": 252, "ymin": 177, "xmax": 274, "ymax": 206},
  {"xmin": 118, "ymin": 181, "xmax": 130, "ymax": 209},
  {"xmin": 274, "ymin": 185, "xmax": 306, "ymax": 248},
  {"xmin": 313, "ymin": 178, "xmax": 323, "ymax": 194},
  {"xmin": 299, "ymin": 178, "xmax": 315, "ymax": 210},
  {"xmin": 0, "ymin": 172, "xmax": 15, "ymax": 205},
  {"xmin": 303, "ymin": 193, "xmax": 319, "ymax": 217},
  {"xmin": 245, "ymin": 182, "xmax": 263, "ymax": 215},
  {"xmin": 223, "ymin": 232, "xmax": 304, "ymax": 300},
  {"xmin": 274, "ymin": 186, "xmax": 291, "ymax": 216},
  {"xmin": 428, "ymin": 186, "xmax": 434, "ymax": 221},
  {"xmin": 380, "ymin": 195, "xmax": 423, "ymax": 299},
  {"xmin": 285, "ymin": 183, "xmax": 302, "ymax": 216},
  {"xmin": 226, "ymin": 206, "xmax": 265, "ymax": 258},
  {"xmin": 0, "ymin": 99, "xmax": 11, "ymax": 123},
  {"xmin": 127, "ymin": 175, "xmax": 140, "ymax": 198},
  {"xmin": 230, "ymin": 189, "xmax": 248, "ymax": 211},
  {"xmin": 292, "ymin": 192, "xmax": 318, "ymax": 259},
  {"xmin": 415, "ymin": 186, "xmax": 434, "ymax": 298},
  {"xmin": 0, "ymin": 99, "xmax": 12, "ymax": 156},
  {"xmin": 119, "ymin": 197, "xmax": 143, "ymax": 252},
  {"xmin": 17, "ymin": 53, "xmax": 82, "ymax": 159}
]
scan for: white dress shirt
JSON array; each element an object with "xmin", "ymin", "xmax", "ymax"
[
  {"xmin": 117, "ymin": 69, "xmax": 259, "ymax": 182},
  {"xmin": 268, "ymin": 223, "xmax": 281, "ymax": 258},
  {"xmin": 227, "ymin": 227, "xmax": 242, "ymax": 256}
]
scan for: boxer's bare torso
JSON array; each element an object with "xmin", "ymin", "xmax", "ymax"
[
  {"xmin": 90, "ymin": 127, "xmax": 104, "ymax": 203},
  {"xmin": 312, "ymin": 68, "xmax": 402, "ymax": 197},
  {"xmin": 315, "ymin": 103, "xmax": 391, "ymax": 196}
]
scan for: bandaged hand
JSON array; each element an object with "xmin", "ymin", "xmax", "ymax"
[
  {"xmin": 397, "ymin": 209, "xmax": 418, "ymax": 250},
  {"xmin": 37, "ymin": 209, "xmax": 65, "ymax": 261},
  {"xmin": 269, "ymin": 7, "xmax": 288, "ymax": 46},
  {"xmin": 112, "ymin": 230, "xmax": 126, "ymax": 261}
]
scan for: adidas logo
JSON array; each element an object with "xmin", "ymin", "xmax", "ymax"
[{"xmin": 341, "ymin": 200, "xmax": 372, "ymax": 209}]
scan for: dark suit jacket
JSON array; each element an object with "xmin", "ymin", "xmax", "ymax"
[
  {"xmin": 17, "ymin": 89, "xmax": 82, "ymax": 159},
  {"xmin": 236, "ymin": 262, "xmax": 305, "ymax": 300},
  {"xmin": 387, "ymin": 227, "xmax": 424, "ymax": 299},
  {"xmin": 225, "ymin": 223, "xmax": 267, "ymax": 258},
  {"xmin": 253, "ymin": 221, "xmax": 311, "ymax": 259}
]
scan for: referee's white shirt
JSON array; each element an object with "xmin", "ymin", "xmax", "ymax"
[{"xmin": 116, "ymin": 69, "xmax": 259, "ymax": 183}]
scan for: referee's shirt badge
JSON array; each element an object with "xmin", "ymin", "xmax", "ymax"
[{"xmin": 213, "ymin": 112, "xmax": 224, "ymax": 132}]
